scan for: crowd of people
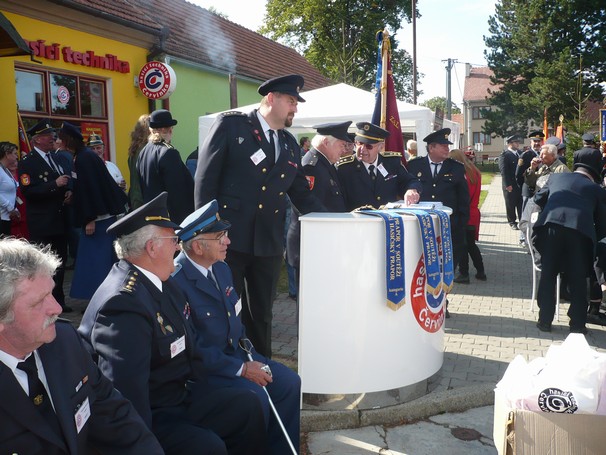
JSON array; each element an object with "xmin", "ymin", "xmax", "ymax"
[{"xmin": 2, "ymin": 70, "xmax": 605, "ymax": 453}]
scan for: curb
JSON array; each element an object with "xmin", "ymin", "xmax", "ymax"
[{"xmin": 301, "ymin": 383, "xmax": 495, "ymax": 432}]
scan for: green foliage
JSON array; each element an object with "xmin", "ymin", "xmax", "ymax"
[
  {"xmin": 420, "ymin": 96, "xmax": 461, "ymax": 115},
  {"xmin": 482, "ymin": 0, "xmax": 606, "ymax": 138},
  {"xmin": 260, "ymin": 0, "xmax": 420, "ymax": 101}
]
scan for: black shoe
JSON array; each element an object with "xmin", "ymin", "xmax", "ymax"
[
  {"xmin": 445, "ymin": 299, "xmax": 451, "ymax": 318},
  {"xmin": 475, "ymin": 272, "xmax": 487, "ymax": 281},
  {"xmin": 536, "ymin": 321, "xmax": 552, "ymax": 332},
  {"xmin": 569, "ymin": 326, "xmax": 588, "ymax": 335},
  {"xmin": 510, "ymin": 223, "xmax": 519, "ymax": 230},
  {"xmin": 586, "ymin": 312, "xmax": 606, "ymax": 326},
  {"xmin": 454, "ymin": 273, "xmax": 470, "ymax": 284},
  {"xmin": 288, "ymin": 294, "xmax": 297, "ymax": 301},
  {"xmin": 61, "ymin": 305, "xmax": 73, "ymax": 313}
]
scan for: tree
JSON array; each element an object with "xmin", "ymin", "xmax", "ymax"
[
  {"xmin": 482, "ymin": 0, "xmax": 606, "ymax": 138},
  {"xmin": 420, "ymin": 97, "xmax": 461, "ymax": 115},
  {"xmin": 260, "ymin": 0, "xmax": 421, "ymax": 102}
]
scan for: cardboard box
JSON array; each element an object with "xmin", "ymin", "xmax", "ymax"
[{"xmin": 494, "ymin": 391, "xmax": 606, "ymax": 454}]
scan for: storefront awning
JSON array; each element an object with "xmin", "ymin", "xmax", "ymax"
[{"xmin": 0, "ymin": 12, "xmax": 31, "ymax": 57}]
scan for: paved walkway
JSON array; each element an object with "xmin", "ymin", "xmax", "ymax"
[{"xmin": 62, "ymin": 175, "xmax": 606, "ymax": 453}]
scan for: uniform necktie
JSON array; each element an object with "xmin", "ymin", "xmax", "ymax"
[
  {"xmin": 17, "ymin": 354, "xmax": 64, "ymax": 439},
  {"xmin": 207, "ymin": 269, "xmax": 220, "ymax": 291},
  {"xmin": 431, "ymin": 162, "xmax": 440, "ymax": 178},
  {"xmin": 368, "ymin": 164, "xmax": 376, "ymax": 179},
  {"xmin": 267, "ymin": 130, "xmax": 276, "ymax": 167},
  {"xmin": 45, "ymin": 153, "xmax": 59, "ymax": 173}
]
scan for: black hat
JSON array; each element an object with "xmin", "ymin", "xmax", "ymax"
[
  {"xmin": 423, "ymin": 128, "xmax": 453, "ymax": 145},
  {"xmin": 27, "ymin": 119, "xmax": 54, "ymax": 136},
  {"xmin": 505, "ymin": 135, "xmax": 520, "ymax": 144},
  {"xmin": 149, "ymin": 109, "xmax": 178, "ymax": 128},
  {"xmin": 107, "ymin": 192, "xmax": 181, "ymax": 237},
  {"xmin": 177, "ymin": 200, "xmax": 231, "ymax": 242},
  {"xmin": 582, "ymin": 133, "xmax": 596, "ymax": 143},
  {"xmin": 528, "ymin": 131, "xmax": 545, "ymax": 141},
  {"xmin": 87, "ymin": 133, "xmax": 103, "ymax": 146},
  {"xmin": 258, "ymin": 74, "xmax": 306, "ymax": 102},
  {"xmin": 573, "ymin": 148, "xmax": 602, "ymax": 182},
  {"xmin": 313, "ymin": 121, "xmax": 353, "ymax": 142},
  {"xmin": 354, "ymin": 122, "xmax": 390, "ymax": 144},
  {"xmin": 59, "ymin": 122, "xmax": 83, "ymax": 142}
]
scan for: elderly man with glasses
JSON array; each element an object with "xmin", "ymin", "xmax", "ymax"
[
  {"xmin": 336, "ymin": 122, "xmax": 421, "ymax": 211},
  {"xmin": 172, "ymin": 200, "xmax": 301, "ymax": 455}
]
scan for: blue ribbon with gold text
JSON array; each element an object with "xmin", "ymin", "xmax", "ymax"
[
  {"xmin": 424, "ymin": 209, "xmax": 454, "ymax": 292},
  {"xmin": 356, "ymin": 209, "xmax": 406, "ymax": 310}
]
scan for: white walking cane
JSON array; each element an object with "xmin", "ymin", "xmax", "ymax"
[{"xmin": 239, "ymin": 338, "xmax": 298, "ymax": 455}]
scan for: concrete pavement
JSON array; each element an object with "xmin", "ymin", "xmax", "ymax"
[{"xmin": 61, "ymin": 174, "xmax": 606, "ymax": 454}]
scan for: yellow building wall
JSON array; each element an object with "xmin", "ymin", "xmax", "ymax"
[{"xmin": 1, "ymin": 11, "xmax": 151, "ymax": 184}]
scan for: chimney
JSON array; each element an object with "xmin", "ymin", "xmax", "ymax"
[
  {"xmin": 465, "ymin": 63, "xmax": 472, "ymax": 78},
  {"xmin": 229, "ymin": 74, "xmax": 238, "ymax": 109}
]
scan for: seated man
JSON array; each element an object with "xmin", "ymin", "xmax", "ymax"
[
  {"xmin": 78, "ymin": 192, "xmax": 267, "ymax": 455},
  {"xmin": 172, "ymin": 200, "xmax": 301, "ymax": 455},
  {"xmin": 0, "ymin": 238, "xmax": 163, "ymax": 455}
]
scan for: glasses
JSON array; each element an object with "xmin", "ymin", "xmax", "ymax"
[
  {"xmin": 198, "ymin": 231, "xmax": 229, "ymax": 245},
  {"xmin": 154, "ymin": 236, "xmax": 179, "ymax": 245}
]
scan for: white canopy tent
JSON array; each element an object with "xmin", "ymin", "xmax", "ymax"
[{"xmin": 198, "ymin": 83, "xmax": 460, "ymax": 151}]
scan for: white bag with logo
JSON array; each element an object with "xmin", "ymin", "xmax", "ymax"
[{"xmin": 496, "ymin": 334, "xmax": 606, "ymax": 415}]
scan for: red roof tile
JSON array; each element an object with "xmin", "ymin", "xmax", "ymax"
[
  {"xmin": 451, "ymin": 113, "xmax": 463, "ymax": 127},
  {"xmin": 134, "ymin": 0, "xmax": 330, "ymax": 90},
  {"xmin": 463, "ymin": 67, "xmax": 498, "ymax": 102}
]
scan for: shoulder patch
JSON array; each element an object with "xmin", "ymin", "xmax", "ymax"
[
  {"xmin": 336, "ymin": 154, "xmax": 355, "ymax": 168},
  {"xmin": 20, "ymin": 174, "xmax": 30, "ymax": 186},
  {"xmin": 120, "ymin": 270, "xmax": 140, "ymax": 294},
  {"xmin": 380, "ymin": 151, "xmax": 402, "ymax": 158},
  {"xmin": 220, "ymin": 111, "xmax": 246, "ymax": 118}
]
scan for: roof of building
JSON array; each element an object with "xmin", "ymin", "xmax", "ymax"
[
  {"xmin": 463, "ymin": 67, "xmax": 498, "ymax": 102},
  {"xmin": 451, "ymin": 113, "xmax": 463, "ymax": 128},
  {"xmin": 61, "ymin": 0, "xmax": 330, "ymax": 90},
  {"xmin": 140, "ymin": 0, "xmax": 330, "ymax": 89}
]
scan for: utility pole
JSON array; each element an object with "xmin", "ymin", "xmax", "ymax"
[
  {"xmin": 412, "ymin": 0, "xmax": 417, "ymax": 104},
  {"xmin": 442, "ymin": 58, "xmax": 457, "ymax": 120}
]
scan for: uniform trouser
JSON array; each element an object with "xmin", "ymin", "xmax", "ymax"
[
  {"xmin": 153, "ymin": 386, "xmax": 267, "ymax": 455},
  {"xmin": 227, "ymin": 250, "xmax": 282, "ymax": 358},
  {"xmin": 29, "ymin": 233, "xmax": 67, "ymax": 306},
  {"xmin": 537, "ymin": 224, "xmax": 592, "ymax": 329},
  {"xmin": 458, "ymin": 226, "xmax": 484, "ymax": 275},
  {"xmin": 206, "ymin": 356, "xmax": 301, "ymax": 454},
  {"xmin": 502, "ymin": 187, "xmax": 522, "ymax": 224}
]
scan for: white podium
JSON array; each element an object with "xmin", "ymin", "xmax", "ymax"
[{"xmin": 298, "ymin": 212, "xmax": 446, "ymax": 409}]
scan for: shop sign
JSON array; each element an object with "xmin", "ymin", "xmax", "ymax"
[
  {"xmin": 138, "ymin": 62, "xmax": 177, "ymax": 99},
  {"xmin": 26, "ymin": 39, "xmax": 130, "ymax": 74}
]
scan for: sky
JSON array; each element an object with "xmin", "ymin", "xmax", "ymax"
[{"xmin": 189, "ymin": 0, "xmax": 496, "ymax": 108}]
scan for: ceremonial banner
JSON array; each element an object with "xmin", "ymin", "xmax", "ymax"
[
  {"xmin": 17, "ymin": 109, "xmax": 31, "ymax": 158},
  {"xmin": 543, "ymin": 107, "xmax": 548, "ymax": 139},
  {"xmin": 356, "ymin": 209, "xmax": 406, "ymax": 310},
  {"xmin": 371, "ymin": 30, "xmax": 405, "ymax": 164}
]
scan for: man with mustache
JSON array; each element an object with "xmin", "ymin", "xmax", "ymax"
[
  {"xmin": 0, "ymin": 238, "xmax": 162, "ymax": 454},
  {"xmin": 195, "ymin": 74, "xmax": 325, "ymax": 358}
]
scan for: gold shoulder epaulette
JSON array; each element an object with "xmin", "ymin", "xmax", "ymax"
[
  {"xmin": 120, "ymin": 270, "xmax": 140, "ymax": 294},
  {"xmin": 221, "ymin": 111, "xmax": 246, "ymax": 117},
  {"xmin": 380, "ymin": 151, "xmax": 402, "ymax": 158},
  {"xmin": 336, "ymin": 154, "xmax": 355, "ymax": 167}
]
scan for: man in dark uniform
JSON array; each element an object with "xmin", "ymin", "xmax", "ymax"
[
  {"xmin": 286, "ymin": 121, "xmax": 352, "ymax": 289},
  {"xmin": 173, "ymin": 201, "xmax": 301, "ymax": 455},
  {"xmin": 0, "ymin": 238, "xmax": 163, "ymax": 455},
  {"xmin": 516, "ymin": 131, "xmax": 544, "ymax": 246},
  {"xmin": 533, "ymin": 149, "xmax": 606, "ymax": 334},
  {"xmin": 407, "ymin": 128, "xmax": 470, "ymax": 285},
  {"xmin": 18, "ymin": 119, "xmax": 72, "ymax": 312},
  {"xmin": 137, "ymin": 109, "xmax": 194, "ymax": 224},
  {"xmin": 573, "ymin": 133, "xmax": 598, "ymax": 162},
  {"xmin": 78, "ymin": 193, "xmax": 267, "ymax": 455},
  {"xmin": 498, "ymin": 135, "xmax": 523, "ymax": 230},
  {"xmin": 195, "ymin": 74, "xmax": 325, "ymax": 357},
  {"xmin": 337, "ymin": 122, "xmax": 421, "ymax": 210}
]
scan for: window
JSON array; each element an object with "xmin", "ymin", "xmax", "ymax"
[
  {"xmin": 16, "ymin": 66, "xmax": 107, "ymax": 120},
  {"xmin": 473, "ymin": 132, "xmax": 492, "ymax": 145},
  {"xmin": 472, "ymin": 106, "xmax": 490, "ymax": 119},
  {"xmin": 16, "ymin": 69, "xmax": 45, "ymax": 112}
]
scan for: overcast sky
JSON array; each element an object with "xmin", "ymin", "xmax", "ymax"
[{"xmin": 189, "ymin": 0, "xmax": 495, "ymax": 107}]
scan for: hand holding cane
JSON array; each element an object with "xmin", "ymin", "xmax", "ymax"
[{"xmin": 239, "ymin": 338, "xmax": 298, "ymax": 455}]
